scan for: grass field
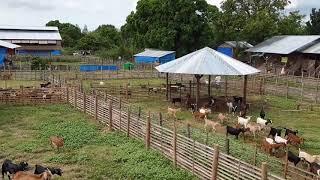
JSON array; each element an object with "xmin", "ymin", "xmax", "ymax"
[{"xmin": 0, "ymin": 105, "xmax": 196, "ymax": 180}]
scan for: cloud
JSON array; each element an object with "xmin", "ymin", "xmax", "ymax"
[{"xmin": 5, "ymin": 0, "xmax": 55, "ymax": 11}]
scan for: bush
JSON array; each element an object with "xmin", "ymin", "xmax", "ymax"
[{"xmin": 31, "ymin": 57, "xmax": 49, "ymax": 70}]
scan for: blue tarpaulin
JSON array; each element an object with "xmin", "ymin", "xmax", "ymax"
[
  {"xmin": 80, "ymin": 65, "xmax": 119, "ymax": 72},
  {"xmin": 0, "ymin": 48, "xmax": 7, "ymax": 67},
  {"xmin": 217, "ymin": 47, "xmax": 233, "ymax": 57}
]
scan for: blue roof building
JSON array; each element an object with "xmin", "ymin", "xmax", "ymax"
[{"xmin": 134, "ymin": 49, "xmax": 176, "ymax": 64}]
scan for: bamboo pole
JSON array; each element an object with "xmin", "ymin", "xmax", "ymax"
[
  {"xmin": 187, "ymin": 123, "xmax": 191, "ymax": 138},
  {"xmin": 95, "ymin": 95, "xmax": 98, "ymax": 120},
  {"xmin": 166, "ymin": 73, "xmax": 169, "ymax": 100},
  {"xmin": 173, "ymin": 119, "xmax": 177, "ymax": 167},
  {"xmin": 211, "ymin": 145, "xmax": 219, "ymax": 180},
  {"xmin": 83, "ymin": 92, "xmax": 86, "ymax": 113},
  {"xmin": 225, "ymin": 138, "xmax": 230, "ymax": 155},
  {"xmin": 74, "ymin": 88, "xmax": 77, "ymax": 107},
  {"xmin": 284, "ymin": 147, "xmax": 289, "ymax": 178},
  {"xmin": 119, "ymin": 97, "xmax": 122, "ymax": 130},
  {"xmin": 253, "ymin": 143, "xmax": 257, "ymax": 166},
  {"xmin": 159, "ymin": 112, "xmax": 163, "ymax": 126}
]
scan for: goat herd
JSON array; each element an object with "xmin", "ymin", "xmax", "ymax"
[
  {"xmin": 1, "ymin": 136, "xmax": 64, "ymax": 180},
  {"xmin": 167, "ymin": 96, "xmax": 320, "ymax": 176}
]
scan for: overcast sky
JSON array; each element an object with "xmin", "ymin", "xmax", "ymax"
[{"xmin": 0, "ymin": 0, "xmax": 319, "ymax": 31}]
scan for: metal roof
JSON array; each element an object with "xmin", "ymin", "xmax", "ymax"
[
  {"xmin": 0, "ymin": 29, "xmax": 62, "ymax": 41},
  {"xmin": 134, "ymin": 49, "xmax": 175, "ymax": 58},
  {"xmin": 301, "ymin": 42, "xmax": 320, "ymax": 54},
  {"xmin": 0, "ymin": 25, "xmax": 58, "ymax": 31},
  {"xmin": 0, "ymin": 40, "xmax": 20, "ymax": 49},
  {"xmin": 223, "ymin": 41, "xmax": 253, "ymax": 48},
  {"xmin": 247, "ymin": 36, "xmax": 320, "ymax": 55},
  {"xmin": 155, "ymin": 47, "xmax": 260, "ymax": 76}
]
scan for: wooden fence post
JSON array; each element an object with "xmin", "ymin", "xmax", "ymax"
[
  {"xmin": 109, "ymin": 100, "xmax": 113, "ymax": 131},
  {"xmin": 286, "ymin": 77, "xmax": 289, "ymax": 100},
  {"xmin": 211, "ymin": 145, "xmax": 220, "ymax": 180},
  {"xmin": 146, "ymin": 111, "xmax": 151, "ymax": 149},
  {"xmin": 95, "ymin": 95, "xmax": 98, "ymax": 120},
  {"xmin": 284, "ymin": 147, "xmax": 289, "ymax": 178},
  {"xmin": 83, "ymin": 92, "xmax": 86, "ymax": 113},
  {"xmin": 316, "ymin": 75, "xmax": 319, "ymax": 104},
  {"xmin": 173, "ymin": 120, "xmax": 177, "ymax": 167},
  {"xmin": 301, "ymin": 72, "xmax": 304, "ymax": 101},
  {"xmin": 74, "ymin": 88, "xmax": 77, "ymax": 107},
  {"xmin": 253, "ymin": 143, "xmax": 257, "ymax": 166},
  {"xmin": 127, "ymin": 107, "xmax": 131, "ymax": 137},
  {"xmin": 261, "ymin": 162, "xmax": 268, "ymax": 180},
  {"xmin": 159, "ymin": 112, "xmax": 163, "ymax": 126},
  {"xmin": 138, "ymin": 107, "xmax": 141, "ymax": 120},
  {"xmin": 225, "ymin": 138, "xmax": 230, "ymax": 155},
  {"xmin": 187, "ymin": 123, "xmax": 191, "ymax": 138},
  {"xmin": 119, "ymin": 97, "xmax": 122, "ymax": 130},
  {"xmin": 66, "ymin": 87, "xmax": 69, "ymax": 103}
]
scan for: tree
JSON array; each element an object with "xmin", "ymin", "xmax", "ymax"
[
  {"xmin": 278, "ymin": 11, "xmax": 306, "ymax": 35},
  {"xmin": 217, "ymin": 0, "xmax": 297, "ymax": 44},
  {"xmin": 307, "ymin": 8, "xmax": 320, "ymax": 35},
  {"xmin": 46, "ymin": 20, "xmax": 82, "ymax": 47},
  {"xmin": 121, "ymin": 0, "xmax": 218, "ymax": 56}
]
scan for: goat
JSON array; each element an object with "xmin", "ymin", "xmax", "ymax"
[
  {"xmin": 287, "ymin": 133, "xmax": 304, "ymax": 146},
  {"xmin": 34, "ymin": 165, "xmax": 63, "ymax": 176},
  {"xmin": 288, "ymin": 151, "xmax": 301, "ymax": 166},
  {"xmin": 299, "ymin": 149, "xmax": 316, "ymax": 164},
  {"xmin": 171, "ymin": 98, "xmax": 182, "ymax": 105},
  {"xmin": 13, "ymin": 170, "xmax": 52, "ymax": 180},
  {"xmin": 49, "ymin": 136, "xmax": 64, "ymax": 151},
  {"xmin": 2, "ymin": 160, "xmax": 29, "ymax": 180},
  {"xmin": 226, "ymin": 102, "xmax": 237, "ymax": 115},
  {"xmin": 310, "ymin": 162, "xmax": 320, "ymax": 176},
  {"xmin": 275, "ymin": 134, "xmax": 288, "ymax": 145},
  {"xmin": 226, "ymin": 126, "xmax": 247, "ymax": 139},
  {"xmin": 284, "ymin": 128, "xmax": 298, "ymax": 137},
  {"xmin": 262, "ymin": 138, "xmax": 286, "ymax": 155},
  {"xmin": 167, "ymin": 107, "xmax": 181, "ymax": 119},
  {"xmin": 199, "ymin": 107, "xmax": 211, "ymax": 115},
  {"xmin": 265, "ymin": 138, "xmax": 275, "ymax": 144},
  {"xmin": 204, "ymin": 117, "xmax": 221, "ymax": 133},
  {"xmin": 193, "ymin": 112, "xmax": 206, "ymax": 121},
  {"xmin": 260, "ymin": 106, "xmax": 266, "ymax": 119},
  {"xmin": 237, "ymin": 116, "xmax": 251, "ymax": 128},
  {"xmin": 40, "ymin": 82, "xmax": 51, "ymax": 88},
  {"xmin": 268, "ymin": 127, "xmax": 282, "ymax": 138},
  {"xmin": 246, "ymin": 122, "xmax": 261, "ymax": 138},
  {"xmin": 217, "ymin": 113, "xmax": 227, "ymax": 124},
  {"xmin": 233, "ymin": 96, "xmax": 243, "ymax": 104},
  {"xmin": 208, "ymin": 97, "xmax": 215, "ymax": 107},
  {"xmin": 256, "ymin": 117, "xmax": 272, "ymax": 129}
]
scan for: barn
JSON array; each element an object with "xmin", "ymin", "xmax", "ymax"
[
  {"xmin": 0, "ymin": 40, "xmax": 20, "ymax": 67},
  {"xmin": 0, "ymin": 26, "xmax": 62, "ymax": 57},
  {"xmin": 217, "ymin": 41, "xmax": 253, "ymax": 58},
  {"xmin": 134, "ymin": 49, "xmax": 176, "ymax": 64},
  {"xmin": 247, "ymin": 35, "xmax": 320, "ymax": 77}
]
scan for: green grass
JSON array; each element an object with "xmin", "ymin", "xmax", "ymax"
[
  {"xmin": 0, "ymin": 80, "xmax": 41, "ymax": 89},
  {"xmin": 0, "ymin": 104, "xmax": 196, "ymax": 180}
]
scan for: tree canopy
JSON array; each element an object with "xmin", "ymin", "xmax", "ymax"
[{"xmin": 47, "ymin": 0, "xmax": 313, "ymax": 59}]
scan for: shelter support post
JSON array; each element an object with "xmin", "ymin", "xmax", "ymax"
[
  {"xmin": 195, "ymin": 75, "xmax": 203, "ymax": 109},
  {"xmin": 208, "ymin": 75, "xmax": 211, "ymax": 97},
  {"xmin": 243, "ymin": 75, "xmax": 248, "ymax": 105},
  {"xmin": 166, "ymin": 73, "xmax": 169, "ymax": 101}
]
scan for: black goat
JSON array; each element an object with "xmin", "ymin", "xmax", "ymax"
[
  {"xmin": 40, "ymin": 82, "xmax": 51, "ymax": 88},
  {"xmin": 310, "ymin": 162, "xmax": 320, "ymax": 176},
  {"xmin": 1, "ymin": 159, "xmax": 29, "ymax": 179},
  {"xmin": 233, "ymin": 96, "xmax": 243, "ymax": 104},
  {"xmin": 268, "ymin": 127, "xmax": 282, "ymax": 138},
  {"xmin": 34, "ymin": 164, "xmax": 63, "ymax": 176},
  {"xmin": 288, "ymin": 151, "xmax": 301, "ymax": 166},
  {"xmin": 284, "ymin": 128, "xmax": 298, "ymax": 137},
  {"xmin": 260, "ymin": 107, "xmax": 266, "ymax": 119},
  {"xmin": 171, "ymin": 98, "xmax": 182, "ymax": 105},
  {"xmin": 226, "ymin": 126, "xmax": 247, "ymax": 139}
]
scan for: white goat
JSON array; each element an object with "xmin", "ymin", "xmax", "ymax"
[
  {"xmin": 266, "ymin": 138, "xmax": 275, "ymax": 144},
  {"xmin": 275, "ymin": 134, "xmax": 288, "ymax": 144},
  {"xmin": 299, "ymin": 149, "xmax": 316, "ymax": 164},
  {"xmin": 256, "ymin": 117, "xmax": 272, "ymax": 129},
  {"xmin": 237, "ymin": 116, "xmax": 251, "ymax": 128},
  {"xmin": 200, "ymin": 108, "xmax": 211, "ymax": 115}
]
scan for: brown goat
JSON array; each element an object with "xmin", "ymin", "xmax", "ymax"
[
  {"xmin": 13, "ymin": 171, "xmax": 52, "ymax": 180},
  {"xmin": 204, "ymin": 118, "xmax": 221, "ymax": 133},
  {"xmin": 49, "ymin": 136, "xmax": 64, "ymax": 151},
  {"xmin": 167, "ymin": 107, "xmax": 181, "ymax": 119},
  {"xmin": 193, "ymin": 112, "xmax": 206, "ymax": 121},
  {"xmin": 287, "ymin": 133, "xmax": 304, "ymax": 146},
  {"xmin": 261, "ymin": 139, "xmax": 286, "ymax": 155}
]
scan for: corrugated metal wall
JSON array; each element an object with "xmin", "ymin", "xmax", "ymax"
[{"xmin": 16, "ymin": 50, "xmax": 61, "ymax": 56}]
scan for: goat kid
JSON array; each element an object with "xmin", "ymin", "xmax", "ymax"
[
  {"xmin": 310, "ymin": 162, "xmax": 320, "ymax": 176},
  {"xmin": 284, "ymin": 128, "xmax": 298, "ymax": 137},
  {"xmin": 299, "ymin": 149, "xmax": 317, "ymax": 164},
  {"xmin": 226, "ymin": 126, "xmax": 247, "ymax": 139},
  {"xmin": 287, "ymin": 133, "xmax": 304, "ymax": 146},
  {"xmin": 237, "ymin": 116, "xmax": 251, "ymax": 128},
  {"xmin": 204, "ymin": 117, "xmax": 221, "ymax": 133},
  {"xmin": 246, "ymin": 122, "xmax": 261, "ymax": 138},
  {"xmin": 268, "ymin": 127, "xmax": 282, "ymax": 138},
  {"xmin": 275, "ymin": 134, "xmax": 288, "ymax": 145},
  {"xmin": 49, "ymin": 136, "xmax": 64, "ymax": 151},
  {"xmin": 288, "ymin": 151, "xmax": 301, "ymax": 166},
  {"xmin": 167, "ymin": 107, "xmax": 181, "ymax": 119},
  {"xmin": 13, "ymin": 170, "xmax": 52, "ymax": 180},
  {"xmin": 256, "ymin": 117, "xmax": 272, "ymax": 129},
  {"xmin": 262, "ymin": 138, "xmax": 285, "ymax": 155},
  {"xmin": 34, "ymin": 165, "xmax": 63, "ymax": 176}
]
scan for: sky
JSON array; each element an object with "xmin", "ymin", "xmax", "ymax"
[{"xmin": 0, "ymin": 0, "xmax": 319, "ymax": 31}]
